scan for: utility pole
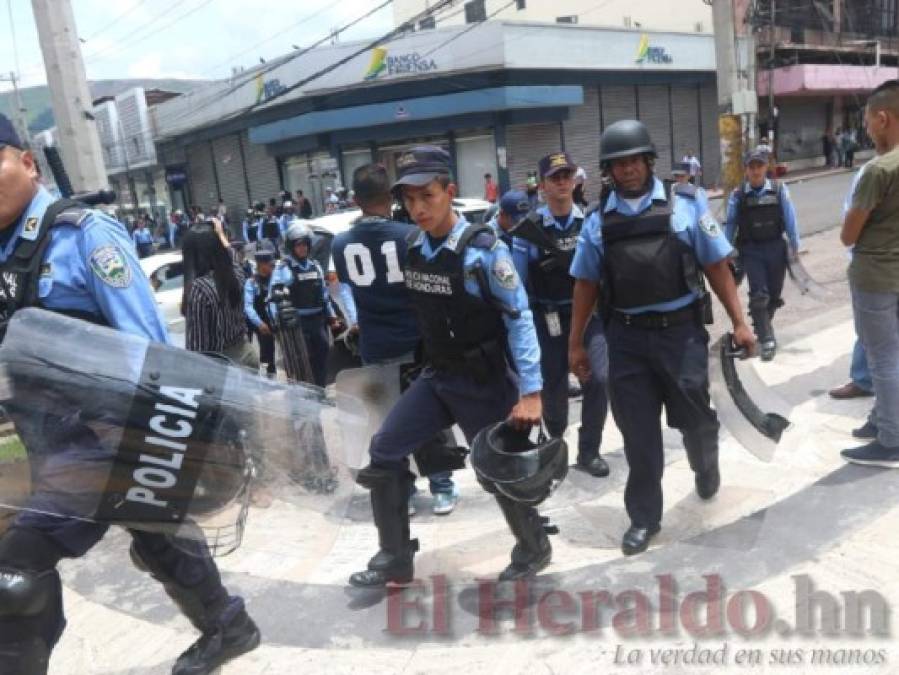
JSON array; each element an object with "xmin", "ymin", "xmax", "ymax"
[
  {"xmin": 712, "ymin": 0, "xmax": 749, "ymax": 192},
  {"xmin": 768, "ymin": 0, "xmax": 777, "ymax": 153},
  {"xmin": 0, "ymin": 71, "xmax": 30, "ymax": 146},
  {"xmin": 31, "ymin": 0, "xmax": 107, "ymax": 193}
]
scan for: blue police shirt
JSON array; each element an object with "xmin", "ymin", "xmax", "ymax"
[
  {"xmin": 724, "ymin": 179, "xmax": 801, "ymax": 252},
  {"xmin": 570, "ymin": 177, "xmax": 732, "ymax": 314},
  {"xmin": 5, "ymin": 187, "xmax": 170, "ymax": 343},
  {"xmin": 244, "ymin": 277, "xmax": 268, "ymax": 328},
  {"xmin": 487, "ymin": 215, "xmax": 513, "ymax": 250},
  {"xmin": 331, "ymin": 216, "xmax": 421, "ymax": 363},
  {"xmin": 512, "ymin": 204, "xmax": 584, "ymax": 305},
  {"xmin": 411, "ymin": 216, "xmax": 542, "ymax": 395},
  {"xmin": 269, "ymin": 255, "xmax": 335, "ymax": 318},
  {"xmin": 131, "ymin": 227, "xmax": 153, "ymax": 246},
  {"xmin": 242, "ymin": 218, "xmax": 264, "ymax": 244},
  {"xmin": 278, "ymin": 214, "xmax": 293, "ymax": 238}
]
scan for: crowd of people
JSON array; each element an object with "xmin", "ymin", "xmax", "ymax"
[{"xmin": 1, "ymin": 71, "xmax": 899, "ymax": 670}]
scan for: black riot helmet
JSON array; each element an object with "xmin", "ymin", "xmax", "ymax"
[
  {"xmin": 471, "ymin": 421, "xmax": 568, "ymax": 505},
  {"xmin": 599, "ymin": 120, "xmax": 657, "ymax": 166}
]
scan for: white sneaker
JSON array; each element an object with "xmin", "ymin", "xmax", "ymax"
[{"xmin": 432, "ymin": 488, "xmax": 459, "ymax": 515}]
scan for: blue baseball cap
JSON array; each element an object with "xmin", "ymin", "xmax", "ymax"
[
  {"xmin": 499, "ymin": 190, "xmax": 531, "ymax": 224},
  {"xmin": 0, "ymin": 114, "xmax": 22, "ymax": 151},
  {"xmin": 744, "ymin": 147, "xmax": 770, "ymax": 166},
  {"xmin": 392, "ymin": 145, "xmax": 452, "ymax": 191},
  {"xmin": 671, "ymin": 162, "xmax": 690, "ymax": 176},
  {"xmin": 538, "ymin": 151, "xmax": 576, "ymax": 179}
]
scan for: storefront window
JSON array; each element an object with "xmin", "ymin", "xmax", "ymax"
[{"xmin": 455, "ymin": 134, "xmax": 497, "ymax": 200}]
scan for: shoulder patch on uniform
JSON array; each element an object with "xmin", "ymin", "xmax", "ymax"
[
  {"xmin": 492, "ymin": 257, "xmax": 518, "ymax": 290},
  {"xmin": 698, "ymin": 213, "xmax": 722, "ymax": 238},
  {"xmin": 89, "ymin": 244, "xmax": 132, "ymax": 288}
]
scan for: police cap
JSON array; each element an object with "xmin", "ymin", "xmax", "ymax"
[
  {"xmin": 0, "ymin": 114, "xmax": 23, "ymax": 151},
  {"xmin": 391, "ymin": 145, "xmax": 452, "ymax": 191}
]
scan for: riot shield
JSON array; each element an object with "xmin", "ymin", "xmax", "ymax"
[
  {"xmin": 0, "ymin": 308, "xmax": 367, "ymax": 556},
  {"xmin": 334, "ymin": 361, "xmax": 404, "ymax": 471}
]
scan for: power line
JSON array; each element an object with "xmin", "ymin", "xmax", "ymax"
[
  {"xmin": 246, "ymin": 0, "xmax": 454, "ymax": 113},
  {"xmin": 421, "ymin": 0, "xmax": 517, "ymax": 58},
  {"xmin": 85, "ymin": 0, "xmax": 217, "ymax": 63},
  {"xmin": 81, "ymin": 0, "xmax": 150, "ymax": 42},
  {"xmin": 198, "ymin": 4, "xmax": 335, "ymax": 79},
  {"xmin": 154, "ymin": 0, "xmax": 405, "ymax": 135}
]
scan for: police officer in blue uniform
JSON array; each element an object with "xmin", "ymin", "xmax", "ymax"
[
  {"xmin": 242, "ymin": 207, "xmax": 261, "ymax": 244},
  {"xmin": 332, "ymin": 163, "xmax": 460, "ymax": 515},
  {"xmin": 269, "ymin": 221, "xmax": 340, "ymax": 387},
  {"xmin": 278, "ymin": 201, "xmax": 296, "ymax": 239},
  {"xmin": 513, "ymin": 152, "xmax": 610, "ymax": 478},
  {"xmin": 569, "ymin": 120, "xmax": 756, "ymax": 556},
  {"xmin": 131, "ymin": 218, "xmax": 154, "ymax": 258},
  {"xmin": 244, "ymin": 242, "xmax": 277, "ymax": 377},
  {"xmin": 348, "ymin": 147, "xmax": 545, "ymax": 587},
  {"xmin": 725, "ymin": 148, "xmax": 802, "ymax": 361},
  {"xmin": 488, "ymin": 189, "xmax": 530, "ymax": 250},
  {"xmin": 0, "ymin": 115, "xmax": 259, "ymax": 675}
]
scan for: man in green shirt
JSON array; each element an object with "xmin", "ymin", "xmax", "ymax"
[{"xmin": 841, "ymin": 79, "xmax": 899, "ymax": 468}]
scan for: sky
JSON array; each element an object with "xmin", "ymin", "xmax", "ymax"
[{"xmin": 1, "ymin": 0, "xmax": 396, "ymax": 92}]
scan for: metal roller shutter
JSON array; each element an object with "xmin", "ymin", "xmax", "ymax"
[
  {"xmin": 241, "ymin": 131, "xmax": 282, "ymax": 206},
  {"xmin": 186, "ymin": 141, "xmax": 216, "ymax": 208},
  {"xmin": 212, "ymin": 134, "xmax": 249, "ymax": 218},
  {"xmin": 777, "ymin": 98, "xmax": 828, "ymax": 161},
  {"xmin": 670, "ymin": 85, "xmax": 702, "ymax": 179},
  {"xmin": 563, "ymin": 86, "xmax": 602, "ymax": 202},
  {"xmin": 637, "ymin": 85, "xmax": 673, "ymax": 176},
  {"xmin": 699, "ymin": 82, "xmax": 721, "ymax": 187},
  {"xmin": 600, "ymin": 85, "xmax": 636, "ymax": 129},
  {"xmin": 506, "ymin": 122, "xmax": 563, "ymax": 191}
]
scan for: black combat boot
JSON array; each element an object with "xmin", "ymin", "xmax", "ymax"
[
  {"xmin": 748, "ymin": 294, "xmax": 776, "ymax": 361},
  {"xmin": 128, "ymin": 539, "xmax": 261, "ymax": 675},
  {"xmin": 495, "ymin": 495, "xmax": 552, "ymax": 581},
  {"xmin": 349, "ymin": 466, "xmax": 418, "ymax": 587},
  {"xmin": 171, "ymin": 608, "xmax": 261, "ymax": 675},
  {"xmin": 574, "ymin": 450, "xmax": 610, "ymax": 478},
  {"xmin": 682, "ymin": 427, "xmax": 720, "ymax": 500}
]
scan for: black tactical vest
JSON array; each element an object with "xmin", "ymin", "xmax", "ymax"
[
  {"xmin": 262, "ymin": 219, "xmax": 280, "ymax": 241},
  {"xmin": 246, "ymin": 221, "xmax": 259, "ymax": 243},
  {"xmin": 736, "ymin": 181, "xmax": 784, "ymax": 244},
  {"xmin": 601, "ymin": 198, "xmax": 697, "ymax": 310},
  {"xmin": 286, "ymin": 260, "xmax": 324, "ymax": 311},
  {"xmin": 0, "ymin": 199, "xmax": 106, "ymax": 334},
  {"xmin": 528, "ymin": 215, "xmax": 583, "ymax": 304},
  {"xmin": 404, "ymin": 224, "xmax": 506, "ymax": 371}
]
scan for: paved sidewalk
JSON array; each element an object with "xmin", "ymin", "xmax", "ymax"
[{"xmin": 46, "ymin": 225, "xmax": 898, "ymax": 674}]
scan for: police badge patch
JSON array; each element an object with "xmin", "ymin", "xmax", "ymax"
[
  {"xmin": 699, "ymin": 213, "xmax": 721, "ymax": 238},
  {"xmin": 23, "ymin": 217, "xmax": 38, "ymax": 234},
  {"xmin": 492, "ymin": 258, "xmax": 518, "ymax": 290},
  {"xmin": 89, "ymin": 245, "xmax": 132, "ymax": 288}
]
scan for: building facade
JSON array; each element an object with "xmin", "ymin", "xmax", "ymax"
[
  {"xmin": 752, "ymin": 0, "xmax": 899, "ymax": 164},
  {"xmin": 152, "ymin": 22, "xmax": 721, "ymax": 218},
  {"xmin": 393, "ymin": 0, "xmax": 713, "ymax": 34}
]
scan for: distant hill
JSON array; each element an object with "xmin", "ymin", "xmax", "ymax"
[{"xmin": 0, "ymin": 78, "xmax": 209, "ymax": 134}]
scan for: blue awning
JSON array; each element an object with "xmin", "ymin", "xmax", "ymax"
[{"xmin": 249, "ymin": 85, "xmax": 584, "ymax": 145}]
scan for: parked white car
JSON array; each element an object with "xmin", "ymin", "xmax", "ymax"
[
  {"xmin": 139, "ymin": 251, "xmax": 185, "ymax": 346},
  {"xmin": 308, "ymin": 198, "xmax": 492, "ymax": 238}
]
